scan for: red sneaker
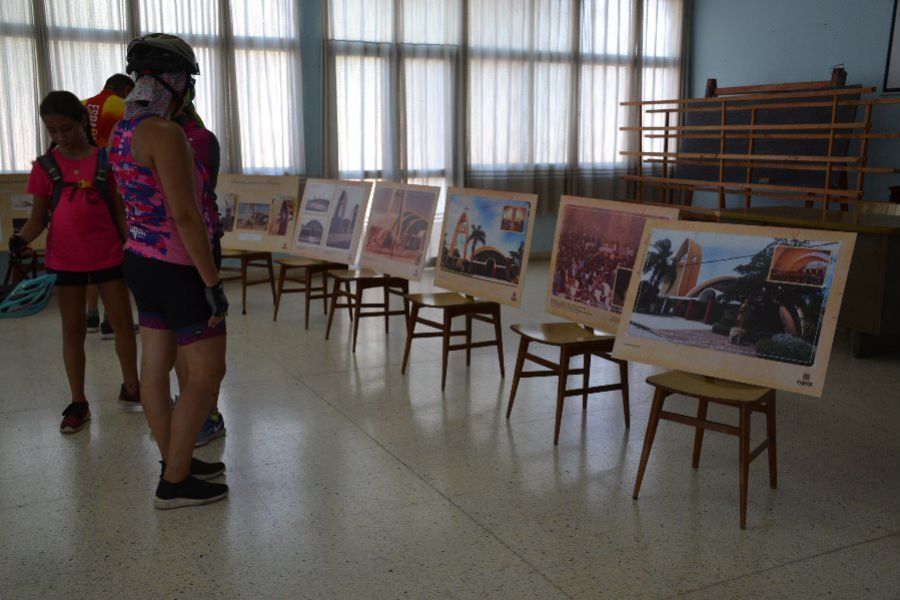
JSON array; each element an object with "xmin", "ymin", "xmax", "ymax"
[{"xmin": 60, "ymin": 401, "xmax": 90, "ymax": 433}]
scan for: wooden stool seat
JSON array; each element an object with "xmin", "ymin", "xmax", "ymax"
[
  {"xmin": 510, "ymin": 322, "xmax": 614, "ymax": 346},
  {"xmin": 324, "ymin": 269, "xmax": 409, "ymax": 352},
  {"xmin": 633, "ymin": 370, "xmax": 777, "ymax": 529},
  {"xmin": 273, "ymin": 258, "xmax": 346, "ymax": 328},
  {"xmin": 401, "ymin": 292, "xmax": 505, "ymax": 390},
  {"xmin": 405, "ymin": 291, "xmax": 480, "ymax": 308},
  {"xmin": 506, "ymin": 322, "xmax": 628, "ymax": 445},
  {"xmin": 274, "ymin": 257, "xmax": 323, "ymax": 268},
  {"xmin": 219, "ymin": 249, "xmax": 276, "ymax": 315}
]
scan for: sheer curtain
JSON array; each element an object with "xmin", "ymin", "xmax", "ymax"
[
  {"xmin": 0, "ymin": 0, "xmax": 304, "ymax": 175},
  {"xmin": 324, "ymin": 0, "xmax": 688, "ymax": 213}
]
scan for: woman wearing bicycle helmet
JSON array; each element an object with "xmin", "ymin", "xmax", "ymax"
[{"xmin": 109, "ymin": 33, "xmax": 228, "ymax": 509}]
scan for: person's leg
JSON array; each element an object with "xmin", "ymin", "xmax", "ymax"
[
  {"xmin": 57, "ymin": 285, "xmax": 88, "ymax": 401},
  {"xmin": 139, "ymin": 326, "xmax": 178, "ymax": 459},
  {"xmin": 97, "ymin": 278, "xmax": 139, "ymax": 391},
  {"xmin": 85, "ymin": 284, "xmax": 100, "ymax": 333},
  {"xmin": 164, "ymin": 335, "xmax": 226, "ymax": 482}
]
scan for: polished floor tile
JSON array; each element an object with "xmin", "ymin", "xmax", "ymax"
[{"xmin": 0, "ymin": 263, "xmax": 898, "ymax": 599}]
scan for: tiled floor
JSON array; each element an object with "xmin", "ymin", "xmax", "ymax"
[{"xmin": 1, "ymin": 263, "xmax": 898, "ymax": 599}]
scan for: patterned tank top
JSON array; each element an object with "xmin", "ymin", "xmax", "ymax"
[{"xmin": 108, "ymin": 115, "xmax": 213, "ymax": 266}]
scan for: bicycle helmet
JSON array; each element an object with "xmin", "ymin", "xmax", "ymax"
[
  {"xmin": 126, "ymin": 33, "xmax": 199, "ymax": 76},
  {"xmin": 0, "ymin": 274, "xmax": 57, "ymax": 319}
]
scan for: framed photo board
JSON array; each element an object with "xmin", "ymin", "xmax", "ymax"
[
  {"xmin": 612, "ymin": 220, "xmax": 856, "ymax": 397},
  {"xmin": 546, "ymin": 197, "xmax": 680, "ymax": 333},
  {"xmin": 217, "ymin": 174, "xmax": 301, "ymax": 252},
  {"xmin": 289, "ymin": 179, "xmax": 372, "ymax": 264},
  {"xmin": 433, "ymin": 187, "xmax": 537, "ymax": 307},
  {"xmin": 0, "ymin": 174, "xmax": 46, "ymax": 251},
  {"xmin": 358, "ymin": 181, "xmax": 440, "ymax": 281}
]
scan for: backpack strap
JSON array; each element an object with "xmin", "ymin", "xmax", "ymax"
[
  {"xmin": 92, "ymin": 148, "xmax": 125, "ymax": 243},
  {"xmin": 35, "ymin": 153, "xmax": 66, "ymax": 214}
]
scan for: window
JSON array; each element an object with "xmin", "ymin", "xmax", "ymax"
[{"xmin": 0, "ymin": 0, "xmax": 304, "ymax": 175}]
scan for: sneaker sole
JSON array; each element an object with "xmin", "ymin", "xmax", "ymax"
[
  {"xmin": 194, "ymin": 427, "xmax": 226, "ymax": 448},
  {"xmin": 153, "ymin": 490, "xmax": 228, "ymax": 510},
  {"xmin": 101, "ymin": 333, "xmax": 115, "ymax": 340},
  {"xmin": 60, "ymin": 415, "xmax": 90, "ymax": 434},
  {"xmin": 86, "ymin": 326, "xmax": 100, "ymax": 333}
]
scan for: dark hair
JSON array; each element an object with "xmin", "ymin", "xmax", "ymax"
[
  {"xmin": 39, "ymin": 90, "xmax": 96, "ymax": 148},
  {"xmin": 104, "ymin": 74, "xmax": 134, "ymax": 96}
]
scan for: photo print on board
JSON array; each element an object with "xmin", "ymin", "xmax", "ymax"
[
  {"xmin": 434, "ymin": 188, "xmax": 537, "ymax": 306},
  {"xmin": 546, "ymin": 197, "xmax": 680, "ymax": 333},
  {"xmin": 613, "ymin": 220, "xmax": 856, "ymax": 397},
  {"xmin": 267, "ymin": 195, "xmax": 296, "ymax": 236},
  {"xmin": 236, "ymin": 201, "xmax": 271, "ymax": 232},
  {"xmin": 359, "ymin": 182, "xmax": 440, "ymax": 280},
  {"xmin": 217, "ymin": 193, "xmax": 236, "ymax": 232}
]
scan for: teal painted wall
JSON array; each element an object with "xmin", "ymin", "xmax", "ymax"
[{"xmin": 690, "ymin": 0, "xmax": 900, "ymax": 206}]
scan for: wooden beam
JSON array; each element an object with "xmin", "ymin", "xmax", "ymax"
[
  {"xmin": 621, "ymin": 151, "xmax": 861, "ymax": 163},
  {"xmin": 621, "ymin": 174, "xmax": 861, "ymax": 198},
  {"xmin": 620, "ymin": 86, "xmax": 876, "ymax": 107},
  {"xmin": 621, "ymin": 122, "xmax": 866, "ymax": 133}
]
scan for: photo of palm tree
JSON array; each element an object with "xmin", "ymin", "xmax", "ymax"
[
  {"xmin": 627, "ymin": 228, "xmax": 846, "ymax": 366},
  {"xmin": 439, "ymin": 193, "xmax": 531, "ymax": 286}
]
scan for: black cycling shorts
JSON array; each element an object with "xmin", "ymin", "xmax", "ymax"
[
  {"xmin": 50, "ymin": 264, "xmax": 124, "ymax": 286},
  {"xmin": 123, "ymin": 251, "xmax": 225, "ymax": 346}
]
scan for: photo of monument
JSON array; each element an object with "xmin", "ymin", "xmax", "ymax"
[
  {"xmin": 291, "ymin": 179, "xmax": 372, "ymax": 263},
  {"xmin": 235, "ymin": 201, "xmax": 270, "ymax": 232},
  {"xmin": 613, "ymin": 221, "xmax": 856, "ymax": 397},
  {"xmin": 217, "ymin": 193, "xmax": 236, "ymax": 232},
  {"xmin": 434, "ymin": 188, "xmax": 537, "ymax": 307},
  {"xmin": 325, "ymin": 186, "xmax": 365, "ymax": 250},
  {"xmin": 267, "ymin": 197, "xmax": 296, "ymax": 236}
]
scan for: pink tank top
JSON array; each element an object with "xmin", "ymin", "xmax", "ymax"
[{"xmin": 108, "ymin": 115, "xmax": 213, "ymax": 265}]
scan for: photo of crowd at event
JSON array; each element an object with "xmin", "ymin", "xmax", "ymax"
[{"xmin": 550, "ymin": 205, "xmax": 647, "ymax": 312}]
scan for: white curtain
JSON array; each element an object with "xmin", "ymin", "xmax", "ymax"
[
  {"xmin": 0, "ymin": 0, "xmax": 304, "ymax": 175},
  {"xmin": 324, "ymin": 0, "xmax": 688, "ymax": 213}
]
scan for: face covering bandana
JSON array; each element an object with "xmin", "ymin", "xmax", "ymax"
[{"xmin": 123, "ymin": 72, "xmax": 187, "ymax": 120}]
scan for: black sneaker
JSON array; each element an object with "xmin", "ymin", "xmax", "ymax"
[
  {"xmin": 60, "ymin": 401, "xmax": 90, "ymax": 433},
  {"xmin": 159, "ymin": 458, "xmax": 226, "ymax": 481},
  {"xmin": 86, "ymin": 312, "xmax": 100, "ymax": 333},
  {"xmin": 154, "ymin": 475, "xmax": 228, "ymax": 510},
  {"xmin": 100, "ymin": 317, "xmax": 115, "ymax": 340}
]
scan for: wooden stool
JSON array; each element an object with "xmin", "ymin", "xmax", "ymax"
[
  {"xmin": 633, "ymin": 371, "xmax": 777, "ymax": 529},
  {"xmin": 272, "ymin": 257, "xmax": 347, "ymax": 328},
  {"xmin": 219, "ymin": 249, "xmax": 276, "ymax": 315},
  {"xmin": 324, "ymin": 268, "xmax": 410, "ymax": 352},
  {"xmin": 506, "ymin": 322, "xmax": 629, "ymax": 445},
  {"xmin": 401, "ymin": 292, "xmax": 505, "ymax": 391}
]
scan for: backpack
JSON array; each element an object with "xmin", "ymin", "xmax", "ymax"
[{"xmin": 36, "ymin": 148, "xmax": 124, "ymax": 242}]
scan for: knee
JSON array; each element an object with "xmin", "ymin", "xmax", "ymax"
[
  {"xmin": 191, "ymin": 361, "xmax": 226, "ymax": 388},
  {"xmin": 62, "ymin": 325, "xmax": 86, "ymax": 344}
]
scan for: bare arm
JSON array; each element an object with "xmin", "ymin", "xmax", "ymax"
[
  {"xmin": 16, "ymin": 194, "xmax": 51, "ymax": 243},
  {"xmin": 136, "ymin": 118, "xmax": 218, "ymax": 287}
]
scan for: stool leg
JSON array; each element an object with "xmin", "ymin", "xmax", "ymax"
[
  {"xmin": 241, "ymin": 257, "xmax": 248, "ymax": 315},
  {"xmin": 492, "ymin": 305, "xmax": 505, "ymax": 378},
  {"xmin": 401, "ymin": 281, "xmax": 409, "ymax": 317},
  {"xmin": 401, "ymin": 304, "xmax": 420, "ymax": 374},
  {"xmin": 441, "ymin": 311, "xmax": 452, "ymax": 391},
  {"xmin": 739, "ymin": 404, "xmax": 751, "ymax": 529},
  {"xmin": 352, "ymin": 286, "xmax": 363, "ymax": 353},
  {"xmin": 554, "ymin": 346, "xmax": 570, "ymax": 445},
  {"xmin": 304, "ymin": 268, "xmax": 313, "ymax": 330},
  {"xmin": 383, "ymin": 284, "xmax": 390, "ymax": 333},
  {"xmin": 619, "ymin": 360, "xmax": 630, "ymax": 428},
  {"xmin": 506, "ymin": 337, "xmax": 530, "ymax": 419},
  {"xmin": 582, "ymin": 351, "xmax": 591, "ymax": 410},
  {"xmin": 325, "ymin": 278, "xmax": 341, "ymax": 340},
  {"xmin": 465, "ymin": 314, "xmax": 473, "ymax": 366},
  {"xmin": 633, "ymin": 388, "xmax": 666, "ymax": 499},
  {"xmin": 344, "ymin": 280, "xmax": 353, "ymax": 321},
  {"xmin": 273, "ymin": 265, "xmax": 287, "ymax": 322},
  {"xmin": 322, "ymin": 270, "xmax": 329, "ymax": 315},
  {"xmin": 766, "ymin": 394, "xmax": 777, "ymax": 489},
  {"xmin": 692, "ymin": 398, "xmax": 709, "ymax": 468},
  {"xmin": 266, "ymin": 254, "xmax": 276, "ymax": 304}
]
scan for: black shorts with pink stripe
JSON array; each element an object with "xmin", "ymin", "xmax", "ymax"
[{"xmin": 123, "ymin": 251, "xmax": 226, "ymax": 346}]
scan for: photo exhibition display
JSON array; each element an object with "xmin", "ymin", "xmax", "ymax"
[
  {"xmin": 292, "ymin": 179, "xmax": 373, "ymax": 264},
  {"xmin": 216, "ymin": 175, "xmax": 302, "ymax": 252},
  {"xmin": 612, "ymin": 220, "xmax": 856, "ymax": 397}
]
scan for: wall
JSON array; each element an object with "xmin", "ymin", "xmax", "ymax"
[{"xmin": 690, "ymin": 0, "xmax": 900, "ymax": 206}]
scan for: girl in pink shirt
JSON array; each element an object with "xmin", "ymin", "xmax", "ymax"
[{"xmin": 9, "ymin": 91, "xmax": 139, "ymax": 433}]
